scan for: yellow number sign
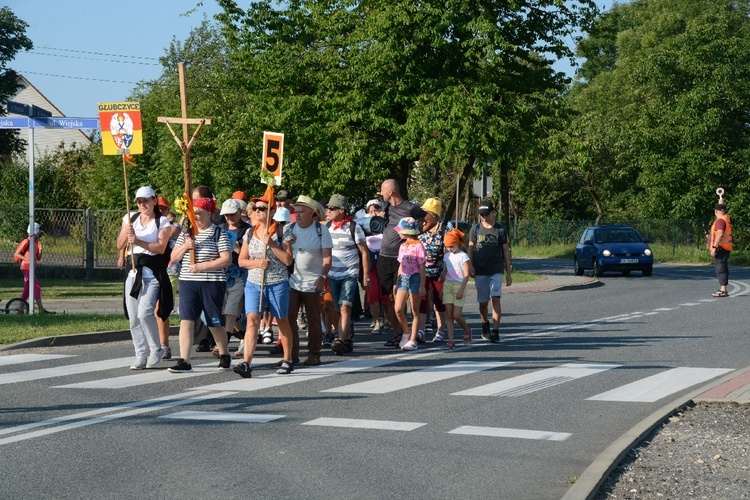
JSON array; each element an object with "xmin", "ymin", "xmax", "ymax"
[{"xmin": 261, "ymin": 131, "xmax": 284, "ymax": 185}]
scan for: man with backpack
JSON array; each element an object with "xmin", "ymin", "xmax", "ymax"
[
  {"xmin": 218, "ymin": 198, "xmax": 251, "ymax": 354},
  {"xmin": 468, "ymin": 199, "xmax": 512, "ymax": 343},
  {"xmin": 284, "ymin": 195, "xmax": 333, "ymax": 365},
  {"xmin": 325, "ymin": 194, "xmax": 369, "ymax": 355}
]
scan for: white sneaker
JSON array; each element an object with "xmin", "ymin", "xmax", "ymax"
[
  {"xmin": 401, "ymin": 340, "xmax": 418, "ymax": 351},
  {"xmin": 146, "ymin": 348, "xmax": 165, "ymax": 368},
  {"xmin": 399, "ymin": 333, "xmax": 410, "ymax": 349},
  {"xmin": 262, "ymin": 330, "xmax": 273, "ymax": 344},
  {"xmin": 130, "ymin": 356, "xmax": 147, "ymax": 370}
]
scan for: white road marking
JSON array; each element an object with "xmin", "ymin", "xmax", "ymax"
[
  {"xmin": 0, "ymin": 390, "xmax": 235, "ymax": 445},
  {"xmin": 160, "ymin": 411, "xmax": 283, "ymax": 423},
  {"xmin": 194, "ymin": 358, "xmax": 399, "ymax": 392},
  {"xmin": 0, "ymin": 354, "xmax": 75, "ymax": 367},
  {"xmin": 0, "ymin": 357, "xmax": 133, "ymax": 385},
  {"xmin": 680, "ymin": 303, "xmax": 701, "ymax": 307},
  {"xmin": 322, "ymin": 361, "xmax": 509, "ymax": 394},
  {"xmin": 588, "ymin": 367, "xmax": 734, "ymax": 402},
  {"xmin": 302, "ymin": 417, "xmax": 426, "ymax": 431},
  {"xmin": 448, "ymin": 425, "xmax": 571, "ymax": 441},
  {"xmin": 54, "ymin": 361, "xmax": 251, "ymax": 389},
  {"xmin": 452, "ymin": 363, "xmax": 619, "ymax": 397},
  {"xmin": 653, "ymin": 308, "xmax": 677, "ymax": 311}
]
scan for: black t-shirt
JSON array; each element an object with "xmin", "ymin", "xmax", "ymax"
[
  {"xmin": 470, "ymin": 222, "xmax": 507, "ymax": 275},
  {"xmin": 380, "ymin": 200, "xmax": 428, "ymax": 258}
]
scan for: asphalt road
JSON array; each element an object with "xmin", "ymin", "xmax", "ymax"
[{"xmin": 1, "ymin": 258, "xmax": 749, "ymax": 499}]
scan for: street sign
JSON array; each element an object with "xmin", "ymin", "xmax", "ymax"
[
  {"xmin": 43, "ymin": 117, "xmax": 99, "ymax": 129},
  {"xmin": 6, "ymin": 100, "xmax": 30, "ymax": 116},
  {"xmin": 31, "ymin": 105, "xmax": 52, "ymax": 118},
  {"xmin": 0, "ymin": 117, "xmax": 31, "ymax": 128}
]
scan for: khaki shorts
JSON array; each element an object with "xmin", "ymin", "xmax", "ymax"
[
  {"xmin": 442, "ymin": 280, "xmax": 465, "ymax": 307},
  {"xmin": 223, "ymin": 278, "xmax": 246, "ymax": 316}
]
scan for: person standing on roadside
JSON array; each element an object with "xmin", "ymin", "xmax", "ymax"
[
  {"xmin": 377, "ymin": 179, "xmax": 437, "ymax": 347},
  {"xmin": 285, "ymin": 195, "xmax": 333, "ymax": 366},
  {"xmin": 468, "ymin": 199, "xmax": 512, "ymax": 344},
  {"xmin": 709, "ymin": 203, "xmax": 732, "ymax": 297},
  {"xmin": 325, "ymin": 194, "xmax": 369, "ymax": 356},
  {"xmin": 14, "ymin": 223, "xmax": 48, "ymax": 314},
  {"xmin": 116, "ymin": 186, "xmax": 173, "ymax": 370}
]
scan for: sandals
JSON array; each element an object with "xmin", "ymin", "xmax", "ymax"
[
  {"xmin": 384, "ymin": 336, "xmax": 401, "ymax": 347},
  {"xmin": 463, "ymin": 328, "xmax": 472, "ymax": 344},
  {"xmin": 712, "ymin": 290, "xmax": 729, "ymax": 297},
  {"xmin": 443, "ymin": 341, "xmax": 455, "ymax": 350}
]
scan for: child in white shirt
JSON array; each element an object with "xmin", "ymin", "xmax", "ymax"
[{"xmin": 439, "ymin": 229, "xmax": 471, "ymax": 350}]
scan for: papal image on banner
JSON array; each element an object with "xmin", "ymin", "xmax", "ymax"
[{"xmin": 98, "ymin": 102, "xmax": 143, "ymax": 155}]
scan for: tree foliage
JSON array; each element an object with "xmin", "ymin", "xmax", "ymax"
[{"xmin": 0, "ymin": 6, "xmax": 33, "ymax": 157}]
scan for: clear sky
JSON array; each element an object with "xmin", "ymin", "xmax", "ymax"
[{"xmin": 6, "ymin": 0, "xmax": 614, "ymax": 118}]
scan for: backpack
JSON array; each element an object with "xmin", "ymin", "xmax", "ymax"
[
  {"xmin": 286, "ymin": 221, "xmax": 323, "ymax": 275},
  {"xmin": 326, "ymin": 219, "xmax": 363, "ymax": 276},
  {"xmin": 130, "ymin": 212, "xmax": 171, "ymax": 260}
]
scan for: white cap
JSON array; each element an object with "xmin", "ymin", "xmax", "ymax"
[
  {"xmin": 134, "ymin": 186, "xmax": 156, "ymax": 200},
  {"xmin": 220, "ymin": 198, "xmax": 242, "ymax": 215},
  {"xmin": 273, "ymin": 206, "xmax": 291, "ymax": 222},
  {"xmin": 27, "ymin": 223, "xmax": 40, "ymax": 235},
  {"xmin": 366, "ymin": 199, "xmax": 383, "ymax": 210},
  {"xmin": 236, "ymin": 199, "xmax": 248, "ymax": 212}
]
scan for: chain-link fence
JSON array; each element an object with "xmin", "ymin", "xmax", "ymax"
[{"xmin": 0, "ymin": 208, "xmax": 724, "ymax": 270}]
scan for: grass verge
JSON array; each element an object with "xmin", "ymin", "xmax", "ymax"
[
  {"xmin": 0, "ymin": 314, "xmax": 131, "ymax": 345},
  {"xmin": 0, "ymin": 278, "xmax": 124, "ymax": 300}
]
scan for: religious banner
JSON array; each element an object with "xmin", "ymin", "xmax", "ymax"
[
  {"xmin": 261, "ymin": 131, "xmax": 284, "ymax": 185},
  {"xmin": 98, "ymin": 102, "xmax": 143, "ymax": 155}
]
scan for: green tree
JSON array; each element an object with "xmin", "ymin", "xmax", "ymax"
[{"xmin": 0, "ymin": 6, "xmax": 33, "ymax": 158}]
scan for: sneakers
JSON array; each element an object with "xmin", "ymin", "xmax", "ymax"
[
  {"xmin": 322, "ymin": 332, "xmax": 336, "ymax": 347},
  {"xmin": 399, "ymin": 333, "xmax": 410, "ymax": 349},
  {"xmin": 129, "ymin": 356, "xmax": 147, "ymax": 370},
  {"xmin": 443, "ymin": 341, "xmax": 455, "ymax": 350},
  {"xmin": 332, "ymin": 339, "xmax": 354, "ymax": 356},
  {"xmin": 261, "ymin": 328, "xmax": 274, "ymax": 344},
  {"xmin": 161, "ymin": 345, "xmax": 172, "ymax": 360},
  {"xmin": 146, "ymin": 348, "xmax": 165, "ymax": 369},
  {"xmin": 168, "ymin": 360, "xmax": 193, "ymax": 373},
  {"xmin": 233, "ymin": 361, "xmax": 252, "ymax": 378},
  {"xmin": 277, "ymin": 360, "xmax": 294, "ymax": 374},
  {"xmin": 371, "ymin": 322, "xmax": 382, "ymax": 335},
  {"xmin": 489, "ymin": 329, "xmax": 500, "ymax": 343},
  {"xmin": 416, "ymin": 330, "xmax": 426, "ymax": 344},
  {"xmin": 218, "ymin": 354, "xmax": 231, "ymax": 370},
  {"xmin": 401, "ymin": 340, "xmax": 418, "ymax": 351},
  {"xmin": 481, "ymin": 322, "xmax": 491, "ymax": 340},
  {"xmin": 432, "ymin": 331, "xmax": 444, "ymax": 343}
]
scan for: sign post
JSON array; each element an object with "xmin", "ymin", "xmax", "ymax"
[{"xmin": 2, "ymin": 104, "xmax": 99, "ymax": 314}]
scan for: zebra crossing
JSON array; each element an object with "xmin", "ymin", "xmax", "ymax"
[{"xmin": 0, "ymin": 349, "xmax": 735, "ymax": 446}]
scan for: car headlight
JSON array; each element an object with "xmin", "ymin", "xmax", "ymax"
[
  {"xmin": 644, "ymin": 248, "xmax": 652, "ymax": 256},
  {"xmin": 602, "ymin": 249, "xmax": 611, "ymax": 257}
]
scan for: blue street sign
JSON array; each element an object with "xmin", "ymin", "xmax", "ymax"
[
  {"xmin": 42, "ymin": 117, "xmax": 99, "ymax": 129},
  {"xmin": 6, "ymin": 100, "xmax": 30, "ymax": 116},
  {"xmin": 31, "ymin": 105, "xmax": 52, "ymax": 118},
  {"xmin": 0, "ymin": 116, "xmax": 30, "ymax": 128}
]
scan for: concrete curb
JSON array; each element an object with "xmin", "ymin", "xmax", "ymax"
[
  {"xmin": 0, "ymin": 325, "xmax": 180, "ymax": 352},
  {"xmin": 564, "ymin": 366, "xmax": 750, "ymax": 499}
]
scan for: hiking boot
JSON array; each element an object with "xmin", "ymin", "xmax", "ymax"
[
  {"xmin": 489, "ymin": 329, "xmax": 500, "ymax": 343},
  {"xmin": 303, "ymin": 355, "xmax": 321, "ymax": 366},
  {"xmin": 481, "ymin": 322, "xmax": 491, "ymax": 340}
]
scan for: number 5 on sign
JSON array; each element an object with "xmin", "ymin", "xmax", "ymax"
[{"xmin": 261, "ymin": 131, "xmax": 284, "ymax": 185}]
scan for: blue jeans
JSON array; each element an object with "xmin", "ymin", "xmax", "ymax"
[
  {"xmin": 397, "ymin": 273, "xmax": 421, "ymax": 294},
  {"xmin": 328, "ymin": 276, "xmax": 358, "ymax": 311}
]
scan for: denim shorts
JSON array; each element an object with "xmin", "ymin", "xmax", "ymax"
[
  {"xmin": 244, "ymin": 280, "xmax": 290, "ymax": 319},
  {"xmin": 474, "ymin": 273, "xmax": 503, "ymax": 302},
  {"xmin": 396, "ymin": 273, "xmax": 421, "ymax": 294},
  {"xmin": 328, "ymin": 276, "xmax": 358, "ymax": 311}
]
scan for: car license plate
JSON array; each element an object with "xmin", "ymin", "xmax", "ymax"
[{"xmin": 620, "ymin": 259, "xmax": 638, "ymax": 264}]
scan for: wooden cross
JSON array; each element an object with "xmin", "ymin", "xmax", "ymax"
[{"xmin": 157, "ymin": 62, "xmax": 212, "ymax": 264}]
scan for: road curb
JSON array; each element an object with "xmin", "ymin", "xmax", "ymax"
[
  {"xmin": 0, "ymin": 325, "xmax": 180, "ymax": 352},
  {"xmin": 564, "ymin": 366, "xmax": 750, "ymax": 499}
]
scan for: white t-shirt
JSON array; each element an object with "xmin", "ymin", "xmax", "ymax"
[
  {"xmin": 122, "ymin": 212, "xmax": 171, "ymax": 279},
  {"xmin": 284, "ymin": 221, "xmax": 333, "ymax": 292},
  {"xmin": 443, "ymin": 250, "xmax": 470, "ymax": 283}
]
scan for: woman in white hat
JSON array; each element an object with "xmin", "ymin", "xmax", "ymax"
[{"xmin": 116, "ymin": 186, "xmax": 173, "ymax": 370}]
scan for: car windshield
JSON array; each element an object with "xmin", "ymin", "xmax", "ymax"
[{"xmin": 595, "ymin": 229, "xmax": 643, "ymax": 244}]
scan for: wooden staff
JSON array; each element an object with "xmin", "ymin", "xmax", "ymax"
[
  {"xmin": 455, "ymin": 174, "xmax": 460, "ymax": 229},
  {"xmin": 122, "ymin": 155, "xmax": 135, "ymax": 271},
  {"xmin": 258, "ymin": 187, "xmax": 275, "ymax": 311}
]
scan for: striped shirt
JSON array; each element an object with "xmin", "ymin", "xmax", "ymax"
[
  {"xmin": 175, "ymin": 224, "xmax": 231, "ymax": 282},
  {"xmin": 328, "ymin": 221, "xmax": 366, "ymax": 279}
]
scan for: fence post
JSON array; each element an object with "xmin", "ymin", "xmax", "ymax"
[{"xmin": 85, "ymin": 207, "xmax": 95, "ymax": 280}]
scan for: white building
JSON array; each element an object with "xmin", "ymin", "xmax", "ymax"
[{"xmin": 6, "ymin": 74, "xmax": 93, "ymax": 160}]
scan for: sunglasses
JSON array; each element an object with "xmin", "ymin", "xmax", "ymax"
[
  {"xmin": 326, "ymin": 206, "xmax": 340, "ymax": 211},
  {"xmin": 252, "ymin": 206, "xmax": 268, "ymax": 212}
]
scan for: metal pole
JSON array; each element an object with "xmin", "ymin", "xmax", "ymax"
[{"xmin": 28, "ymin": 122, "xmax": 35, "ymax": 315}]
